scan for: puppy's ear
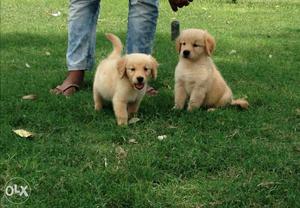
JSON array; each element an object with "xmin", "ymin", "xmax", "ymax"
[
  {"xmin": 175, "ymin": 36, "xmax": 181, "ymax": 53},
  {"xmin": 117, "ymin": 58, "xmax": 126, "ymax": 78},
  {"xmin": 150, "ymin": 56, "xmax": 159, "ymax": 80},
  {"xmin": 204, "ymin": 32, "xmax": 215, "ymax": 56}
]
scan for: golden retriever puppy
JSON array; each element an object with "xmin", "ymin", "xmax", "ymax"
[
  {"xmin": 93, "ymin": 34, "xmax": 158, "ymax": 125},
  {"xmin": 174, "ymin": 29, "xmax": 249, "ymax": 111}
]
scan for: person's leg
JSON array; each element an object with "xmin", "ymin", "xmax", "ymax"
[
  {"xmin": 52, "ymin": 0, "xmax": 100, "ymax": 96},
  {"xmin": 126, "ymin": 0, "xmax": 159, "ymax": 54}
]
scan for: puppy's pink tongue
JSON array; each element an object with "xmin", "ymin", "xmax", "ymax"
[{"xmin": 134, "ymin": 83, "xmax": 144, "ymax": 90}]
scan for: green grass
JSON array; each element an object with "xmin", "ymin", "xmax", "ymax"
[{"xmin": 1, "ymin": 0, "xmax": 299, "ymax": 207}]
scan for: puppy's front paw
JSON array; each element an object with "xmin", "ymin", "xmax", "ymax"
[
  {"xmin": 94, "ymin": 104, "xmax": 102, "ymax": 111},
  {"xmin": 187, "ymin": 104, "xmax": 199, "ymax": 112},
  {"xmin": 117, "ymin": 117, "xmax": 128, "ymax": 126},
  {"xmin": 173, "ymin": 103, "xmax": 184, "ymax": 110}
]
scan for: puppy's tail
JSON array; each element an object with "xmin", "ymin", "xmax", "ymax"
[
  {"xmin": 231, "ymin": 98, "xmax": 249, "ymax": 110},
  {"xmin": 106, "ymin": 33, "xmax": 123, "ymax": 59}
]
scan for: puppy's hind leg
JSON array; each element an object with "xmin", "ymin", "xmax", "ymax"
[
  {"xmin": 93, "ymin": 90, "xmax": 103, "ymax": 111},
  {"xmin": 215, "ymin": 88, "xmax": 249, "ymax": 109},
  {"xmin": 231, "ymin": 98, "xmax": 249, "ymax": 110},
  {"xmin": 215, "ymin": 87, "xmax": 233, "ymax": 108}
]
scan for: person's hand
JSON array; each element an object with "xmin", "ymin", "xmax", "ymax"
[{"xmin": 168, "ymin": 0, "xmax": 193, "ymax": 12}]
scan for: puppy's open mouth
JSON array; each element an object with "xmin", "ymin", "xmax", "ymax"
[{"xmin": 134, "ymin": 83, "xmax": 145, "ymax": 90}]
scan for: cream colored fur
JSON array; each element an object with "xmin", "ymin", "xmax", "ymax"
[
  {"xmin": 174, "ymin": 29, "xmax": 249, "ymax": 111},
  {"xmin": 93, "ymin": 33, "xmax": 158, "ymax": 125}
]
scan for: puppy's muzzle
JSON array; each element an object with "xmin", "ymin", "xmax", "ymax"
[
  {"xmin": 134, "ymin": 76, "xmax": 145, "ymax": 90},
  {"xmin": 183, "ymin": 50, "xmax": 190, "ymax": 58}
]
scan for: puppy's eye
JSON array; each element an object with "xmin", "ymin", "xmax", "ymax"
[
  {"xmin": 181, "ymin": 42, "xmax": 186, "ymax": 46},
  {"xmin": 129, "ymin": 68, "xmax": 135, "ymax": 72},
  {"xmin": 144, "ymin": 67, "xmax": 149, "ymax": 72},
  {"xmin": 193, "ymin": 44, "xmax": 200, "ymax": 47}
]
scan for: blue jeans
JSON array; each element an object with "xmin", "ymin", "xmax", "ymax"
[{"xmin": 67, "ymin": 0, "xmax": 159, "ymax": 71}]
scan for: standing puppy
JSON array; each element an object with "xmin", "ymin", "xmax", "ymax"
[
  {"xmin": 93, "ymin": 34, "xmax": 158, "ymax": 125},
  {"xmin": 174, "ymin": 29, "xmax": 248, "ymax": 111}
]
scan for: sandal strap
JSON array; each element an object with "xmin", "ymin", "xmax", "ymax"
[{"xmin": 55, "ymin": 83, "xmax": 80, "ymax": 92}]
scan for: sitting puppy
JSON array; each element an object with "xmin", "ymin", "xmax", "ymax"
[
  {"xmin": 174, "ymin": 29, "xmax": 249, "ymax": 111},
  {"xmin": 93, "ymin": 34, "xmax": 158, "ymax": 125}
]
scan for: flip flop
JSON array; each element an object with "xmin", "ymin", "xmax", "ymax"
[{"xmin": 50, "ymin": 83, "xmax": 80, "ymax": 96}]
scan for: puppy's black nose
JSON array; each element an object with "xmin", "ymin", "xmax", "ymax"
[
  {"xmin": 137, "ymin": 77, "xmax": 144, "ymax": 83},
  {"xmin": 183, "ymin": 50, "xmax": 190, "ymax": 58}
]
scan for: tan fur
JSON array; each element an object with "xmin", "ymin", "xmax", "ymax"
[
  {"xmin": 174, "ymin": 29, "xmax": 249, "ymax": 111},
  {"xmin": 93, "ymin": 33, "xmax": 158, "ymax": 125}
]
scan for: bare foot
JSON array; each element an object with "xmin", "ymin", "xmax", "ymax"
[{"xmin": 50, "ymin": 70, "xmax": 85, "ymax": 96}]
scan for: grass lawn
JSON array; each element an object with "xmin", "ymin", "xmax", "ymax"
[{"xmin": 1, "ymin": 0, "xmax": 299, "ymax": 207}]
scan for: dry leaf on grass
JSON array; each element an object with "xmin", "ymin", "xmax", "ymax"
[
  {"xmin": 115, "ymin": 146, "xmax": 127, "ymax": 159},
  {"xmin": 257, "ymin": 181, "xmax": 280, "ymax": 188},
  {"xmin": 45, "ymin": 51, "xmax": 51, "ymax": 56},
  {"xmin": 22, "ymin": 94, "xmax": 37, "ymax": 100},
  {"xmin": 104, "ymin": 157, "xmax": 108, "ymax": 167},
  {"xmin": 128, "ymin": 117, "xmax": 140, "ymax": 124},
  {"xmin": 13, "ymin": 129, "xmax": 34, "ymax": 138},
  {"xmin": 229, "ymin": 50, "xmax": 237, "ymax": 55},
  {"xmin": 209, "ymin": 201, "xmax": 222, "ymax": 206},
  {"xmin": 157, "ymin": 135, "xmax": 167, "ymax": 141},
  {"xmin": 296, "ymin": 108, "xmax": 300, "ymax": 116},
  {"xmin": 51, "ymin": 11, "xmax": 61, "ymax": 17},
  {"xmin": 226, "ymin": 129, "xmax": 239, "ymax": 139},
  {"xmin": 293, "ymin": 146, "xmax": 300, "ymax": 152},
  {"xmin": 128, "ymin": 139, "xmax": 138, "ymax": 144},
  {"xmin": 25, "ymin": 63, "xmax": 31, "ymax": 68}
]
